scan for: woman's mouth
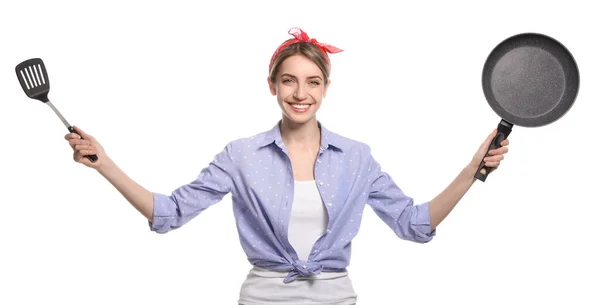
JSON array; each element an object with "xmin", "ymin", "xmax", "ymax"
[{"xmin": 289, "ymin": 103, "xmax": 312, "ymax": 113}]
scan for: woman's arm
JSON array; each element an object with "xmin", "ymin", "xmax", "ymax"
[
  {"xmin": 97, "ymin": 158, "xmax": 155, "ymax": 222},
  {"xmin": 65, "ymin": 126, "xmax": 155, "ymax": 222},
  {"xmin": 65, "ymin": 126, "xmax": 235, "ymax": 233},
  {"xmin": 429, "ymin": 129, "xmax": 509, "ymax": 230}
]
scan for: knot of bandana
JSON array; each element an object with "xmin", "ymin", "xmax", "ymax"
[{"xmin": 269, "ymin": 27, "xmax": 343, "ymax": 74}]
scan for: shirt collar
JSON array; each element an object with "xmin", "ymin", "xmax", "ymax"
[{"xmin": 258, "ymin": 120, "xmax": 347, "ymax": 152}]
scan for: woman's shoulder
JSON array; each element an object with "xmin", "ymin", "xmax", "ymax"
[
  {"xmin": 322, "ymin": 126, "xmax": 373, "ymax": 155},
  {"xmin": 225, "ymin": 129, "xmax": 272, "ymax": 150},
  {"xmin": 214, "ymin": 128, "xmax": 275, "ymax": 162}
]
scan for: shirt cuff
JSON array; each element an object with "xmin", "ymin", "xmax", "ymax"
[
  {"xmin": 148, "ymin": 192, "xmax": 174, "ymax": 233},
  {"xmin": 411, "ymin": 201, "xmax": 436, "ymax": 243}
]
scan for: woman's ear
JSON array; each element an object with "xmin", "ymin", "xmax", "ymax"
[
  {"xmin": 323, "ymin": 79, "xmax": 331, "ymax": 98},
  {"xmin": 267, "ymin": 76, "xmax": 276, "ymax": 96}
]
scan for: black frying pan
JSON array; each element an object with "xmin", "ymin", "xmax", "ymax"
[{"xmin": 475, "ymin": 33, "xmax": 579, "ymax": 182}]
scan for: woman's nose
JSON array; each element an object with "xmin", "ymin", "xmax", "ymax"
[{"xmin": 293, "ymin": 86, "xmax": 307, "ymax": 100}]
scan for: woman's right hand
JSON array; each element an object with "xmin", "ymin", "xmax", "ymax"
[{"xmin": 64, "ymin": 126, "xmax": 107, "ymax": 170}]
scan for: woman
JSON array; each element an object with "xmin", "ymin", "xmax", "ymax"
[{"xmin": 64, "ymin": 28, "xmax": 509, "ymax": 305}]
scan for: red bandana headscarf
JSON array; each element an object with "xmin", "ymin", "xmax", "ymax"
[{"xmin": 269, "ymin": 27, "xmax": 343, "ymax": 74}]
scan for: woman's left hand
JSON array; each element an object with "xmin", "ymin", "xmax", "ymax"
[{"xmin": 470, "ymin": 129, "xmax": 509, "ymax": 174}]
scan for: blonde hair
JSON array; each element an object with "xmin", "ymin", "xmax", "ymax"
[{"xmin": 269, "ymin": 40, "xmax": 331, "ymax": 85}]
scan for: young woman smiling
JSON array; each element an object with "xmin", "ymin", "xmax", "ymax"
[{"xmin": 64, "ymin": 27, "xmax": 509, "ymax": 304}]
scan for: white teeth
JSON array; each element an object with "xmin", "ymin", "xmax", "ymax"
[{"xmin": 291, "ymin": 104, "xmax": 310, "ymax": 109}]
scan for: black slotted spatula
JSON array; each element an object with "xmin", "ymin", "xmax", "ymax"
[{"xmin": 15, "ymin": 58, "xmax": 98, "ymax": 162}]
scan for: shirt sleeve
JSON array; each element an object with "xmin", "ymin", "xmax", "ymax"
[
  {"xmin": 149, "ymin": 142, "xmax": 235, "ymax": 234},
  {"xmin": 366, "ymin": 151, "xmax": 436, "ymax": 243}
]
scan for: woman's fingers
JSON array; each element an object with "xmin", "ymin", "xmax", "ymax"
[
  {"xmin": 64, "ymin": 126, "xmax": 104, "ymax": 168},
  {"xmin": 73, "ymin": 126, "xmax": 94, "ymax": 140},
  {"xmin": 71, "ymin": 134, "xmax": 96, "ymax": 161},
  {"xmin": 74, "ymin": 137, "xmax": 96, "ymax": 156},
  {"xmin": 484, "ymin": 152, "xmax": 505, "ymax": 168},
  {"xmin": 64, "ymin": 132, "xmax": 80, "ymax": 140},
  {"xmin": 484, "ymin": 154, "xmax": 504, "ymax": 162},
  {"xmin": 74, "ymin": 148, "xmax": 97, "ymax": 163},
  {"xmin": 68, "ymin": 139, "xmax": 90, "ymax": 149},
  {"xmin": 65, "ymin": 132, "xmax": 83, "ymax": 149},
  {"xmin": 489, "ymin": 146, "xmax": 509, "ymax": 155},
  {"xmin": 485, "ymin": 161, "xmax": 501, "ymax": 168},
  {"xmin": 74, "ymin": 143, "xmax": 93, "ymax": 151},
  {"xmin": 75, "ymin": 149, "xmax": 96, "ymax": 158}
]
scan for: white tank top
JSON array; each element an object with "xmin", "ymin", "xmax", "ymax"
[
  {"xmin": 288, "ymin": 179, "xmax": 329, "ymax": 260},
  {"xmin": 237, "ymin": 180, "xmax": 357, "ymax": 305}
]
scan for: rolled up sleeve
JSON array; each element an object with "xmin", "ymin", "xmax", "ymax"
[
  {"xmin": 408, "ymin": 201, "xmax": 436, "ymax": 243},
  {"xmin": 366, "ymin": 153, "xmax": 436, "ymax": 243},
  {"xmin": 148, "ymin": 192, "xmax": 185, "ymax": 233},
  {"xmin": 149, "ymin": 142, "xmax": 235, "ymax": 234}
]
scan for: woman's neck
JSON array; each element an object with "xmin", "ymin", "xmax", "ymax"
[{"xmin": 279, "ymin": 117, "xmax": 321, "ymax": 150}]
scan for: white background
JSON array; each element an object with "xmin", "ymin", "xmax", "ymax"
[{"xmin": 1, "ymin": 0, "xmax": 598, "ymax": 304}]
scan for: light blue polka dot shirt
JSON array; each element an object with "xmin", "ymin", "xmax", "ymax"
[{"xmin": 150, "ymin": 120, "xmax": 436, "ymax": 283}]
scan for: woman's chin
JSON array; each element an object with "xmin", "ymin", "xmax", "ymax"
[{"xmin": 282, "ymin": 110, "xmax": 316, "ymax": 125}]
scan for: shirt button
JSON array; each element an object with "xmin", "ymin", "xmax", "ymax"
[
  {"xmin": 316, "ymin": 159, "xmax": 321, "ymax": 163},
  {"xmin": 319, "ymin": 181, "xmax": 324, "ymax": 186},
  {"xmin": 327, "ymin": 202, "xmax": 333, "ymax": 206}
]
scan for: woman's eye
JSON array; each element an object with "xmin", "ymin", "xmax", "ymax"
[
  {"xmin": 310, "ymin": 81, "xmax": 321, "ymax": 85},
  {"xmin": 282, "ymin": 79, "xmax": 293, "ymax": 83}
]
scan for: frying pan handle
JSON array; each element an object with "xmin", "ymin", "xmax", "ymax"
[
  {"xmin": 474, "ymin": 119, "xmax": 513, "ymax": 182},
  {"xmin": 68, "ymin": 126, "xmax": 99, "ymax": 163}
]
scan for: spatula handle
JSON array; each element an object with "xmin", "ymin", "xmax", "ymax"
[{"xmin": 68, "ymin": 126, "xmax": 98, "ymax": 163}]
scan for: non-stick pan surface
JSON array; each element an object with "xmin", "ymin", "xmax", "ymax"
[
  {"xmin": 482, "ymin": 33, "xmax": 579, "ymax": 127},
  {"xmin": 476, "ymin": 33, "xmax": 579, "ymax": 181}
]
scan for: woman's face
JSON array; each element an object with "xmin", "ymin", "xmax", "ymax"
[{"xmin": 269, "ymin": 55, "xmax": 330, "ymax": 126}]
